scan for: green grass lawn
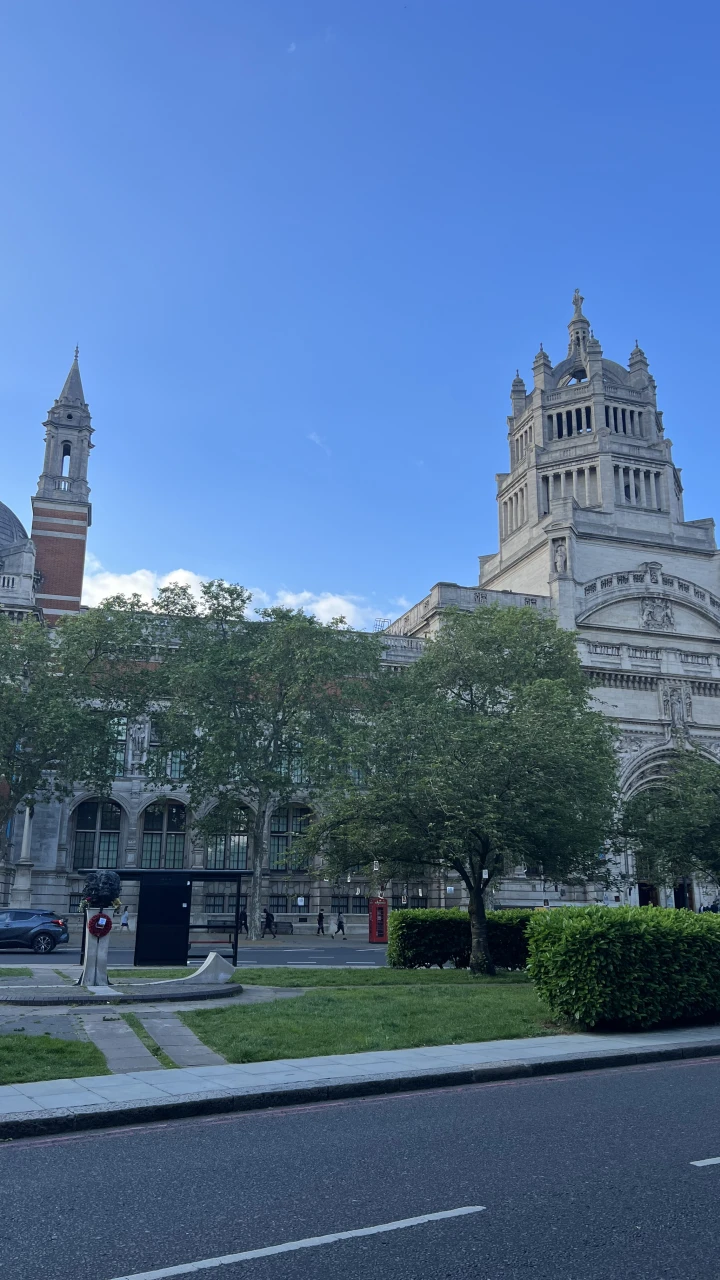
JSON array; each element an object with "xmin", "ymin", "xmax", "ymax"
[
  {"xmin": 108, "ymin": 966, "xmax": 531, "ymax": 987},
  {"xmin": 182, "ymin": 983, "xmax": 558, "ymax": 1064},
  {"xmin": 108, "ymin": 968, "xmax": 193, "ymax": 981},
  {"xmin": 230, "ymin": 967, "xmax": 531, "ymax": 987},
  {"xmin": 0, "ymin": 968, "xmax": 33, "ymax": 979},
  {"xmin": 0, "ymin": 1035, "xmax": 109, "ymax": 1085}
]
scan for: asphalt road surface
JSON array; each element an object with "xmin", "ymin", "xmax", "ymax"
[
  {"xmin": 5, "ymin": 1056, "xmax": 720, "ymax": 1279},
  {"xmin": 0, "ymin": 943, "xmax": 388, "ymax": 967}
]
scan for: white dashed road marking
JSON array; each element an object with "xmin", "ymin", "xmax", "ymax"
[{"xmin": 107, "ymin": 1204, "xmax": 487, "ymax": 1279}]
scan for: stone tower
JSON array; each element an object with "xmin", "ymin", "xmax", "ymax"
[{"xmin": 31, "ymin": 350, "xmax": 92, "ymax": 621}]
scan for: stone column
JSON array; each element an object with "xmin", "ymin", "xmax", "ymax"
[{"xmin": 10, "ymin": 808, "xmax": 34, "ymax": 909}]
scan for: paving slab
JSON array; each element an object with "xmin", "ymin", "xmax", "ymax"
[
  {"xmin": 77, "ymin": 1013, "xmax": 161, "ymax": 1072},
  {"xmin": 137, "ymin": 1013, "xmax": 225, "ymax": 1066}
]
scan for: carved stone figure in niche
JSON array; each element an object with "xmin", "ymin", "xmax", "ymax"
[
  {"xmin": 662, "ymin": 683, "xmax": 690, "ymax": 738},
  {"xmin": 641, "ymin": 597, "xmax": 674, "ymax": 631},
  {"xmin": 553, "ymin": 541, "xmax": 567, "ymax": 574}
]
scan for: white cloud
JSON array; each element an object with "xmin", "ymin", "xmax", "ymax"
[
  {"xmin": 82, "ymin": 554, "xmax": 206, "ymax": 607},
  {"xmin": 307, "ymin": 431, "xmax": 331, "ymax": 456},
  {"xmin": 82, "ymin": 555, "xmax": 382, "ymax": 630}
]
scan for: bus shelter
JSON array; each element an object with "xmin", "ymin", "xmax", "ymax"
[{"xmin": 118, "ymin": 868, "xmax": 250, "ymax": 966}]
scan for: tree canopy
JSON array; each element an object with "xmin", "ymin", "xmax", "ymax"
[
  {"xmin": 0, "ymin": 603, "xmax": 150, "ymax": 861},
  {"xmin": 306, "ymin": 606, "xmax": 619, "ymax": 971},
  {"xmin": 140, "ymin": 580, "xmax": 383, "ymax": 936}
]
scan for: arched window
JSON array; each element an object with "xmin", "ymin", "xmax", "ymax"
[
  {"xmin": 207, "ymin": 807, "xmax": 250, "ymax": 870},
  {"xmin": 141, "ymin": 802, "xmax": 186, "ymax": 868},
  {"xmin": 61, "ymin": 442, "xmax": 71, "ymax": 477},
  {"xmin": 269, "ymin": 805, "xmax": 312, "ymax": 871},
  {"xmin": 73, "ymin": 800, "xmax": 122, "ymax": 870}
]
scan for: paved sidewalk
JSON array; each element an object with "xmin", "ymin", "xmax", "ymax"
[
  {"xmin": 1, "ymin": 1022, "xmax": 720, "ymax": 1138},
  {"xmin": 77, "ymin": 1012, "xmax": 162, "ymax": 1072}
]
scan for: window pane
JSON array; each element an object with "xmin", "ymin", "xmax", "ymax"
[
  {"xmin": 270, "ymin": 809, "xmax": 288, "ymax": 833},
  {"xmin": 269, "ymin": 895, "xmax": 287, "ymax": 913},
  {"xmin": 227, "ymin": 895, "xmax": 246, "ymax": 915},
  {"xmin": 351, "ymin": 895, "xmax": 368, "ymax": 913},
  {"xmin": 206, "ymin": 835, "xmax": 225, "ymax": 871},
  {"xmin": 167, "ymin": 751, "xmax": 186, "ymax": 780},
  {"xmin": 143, "ymin": 805, "xmax": 164, "ymax": 832},
  {"xmin": 100, "ymin": 802, "xmax": 121, "ymax": 831},
  {"xmin": 205, "ymin": 894, "xmax": 225, "ymax": 914},
  {"xmin": 331, "ymin": 896, "xmax": 349, "ymax": 913},
  {"xmin": 227, "ymin": 834, "xmax": 248, "ymax": 870},
  {"xmin": 167, "ymin": 804, "xmax": 186, "ymax": 832},
  {"xmin": 141, "ymin": 832, "xmax": 162, "ymax": 868},
  {"xmin": 269, "ymin": 834, "xmax": 288, "ymax": 869},
  {"xmin": 73, "ymin": 831, "xmax": 96, "ymax": 869},
  {"xmin": 165, "ymin": 833, "xmax": 185, "ymax": 868},
  {"xmin": 97, "ymin": 832, "xmax": 119, "ymax": 868},
  {"xmin": 291, "ymin": 807, "xmax": 311, "ymax": 835},
  {"xmin": 75, "ymin": 801, "xmax": 98, "ymax": 831},
  {"xmin": 69, "ymin": 895, "xmax": 82, "ymax": 914}
]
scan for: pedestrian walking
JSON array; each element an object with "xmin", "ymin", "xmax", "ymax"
[
  {"xmin": 120, "ymin": 907, "xmax": 129, "ymax": 930},
  {"xmin": 238, "ymin": 908, "xmax": 248, "ymax": 936},
  {"xmin": 261, "ymin": 908, "xmax": 277, "ymax": 938},
  {"xmin": 333, "ymin": 911, "xmax": 346, "ymax": 939},
  {"xmin": 316, "ymin": 911, "xmax": 325, "ymax": 935}
]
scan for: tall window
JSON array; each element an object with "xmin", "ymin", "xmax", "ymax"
[
  {"xmin": 351, "ymin": 895, "xmax": 368, "ymax": 914},
  {"xmin": 73, "ymin": 800, "xmax": 122, "ymax": 870},
  {"xmin": 141, "ymin": 802, "xmax": 186, "ymax": 869},
  {"xmin": 269, "ymin": 806, "xmax": 311, "ymax": 871},
  {"xmin": 207, "ymin": 808, "xmax": 250, "ymax": 870}
]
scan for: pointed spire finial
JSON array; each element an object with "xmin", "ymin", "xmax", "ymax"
[
  {"xmin": 539, "ymin": 342, "xmax": 543, "ymax": 351},
  {"xmin": 74, "ymin": 345, "xmax": 79, "ymax": 360}
]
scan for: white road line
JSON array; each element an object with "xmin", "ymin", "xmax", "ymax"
[
  {"xmin": 107, "ymin": 1204, "xmax": 486, "ymax": 1280},
  {"xmin": 691, "ymin": 1156, "xmax": 720, "ymax": 1166}
]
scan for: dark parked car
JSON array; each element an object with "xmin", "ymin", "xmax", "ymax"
[{"xmin": 0, "ymin": 909, "xmax": 69, "ymax": 953}]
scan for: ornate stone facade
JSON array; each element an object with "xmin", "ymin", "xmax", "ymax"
[{"xmin": 388, "ymin": 295, "xmax": 720, "ymax": 910}]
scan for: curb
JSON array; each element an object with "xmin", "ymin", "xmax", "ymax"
[
  {"xmin": 0, "ymin": 985, "xmax": 246, "ymax": 1007},
  {"xmin": 2, "ymin": 1038, "xmax": 720, "ymax": 1141}
]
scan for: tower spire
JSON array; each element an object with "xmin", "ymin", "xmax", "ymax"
[{"xmin": 57, "ymin": 349, "xmax": 86, "ymax": 407}]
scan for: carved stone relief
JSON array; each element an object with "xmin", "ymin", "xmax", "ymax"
[{"xmin": 641, "ymin": 597, "xmax": 674, "ymax": 631}]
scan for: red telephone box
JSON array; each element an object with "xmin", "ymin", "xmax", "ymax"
[{"xmin": 368, "ymin": 896, "xmax": 388, "ymax": 944}]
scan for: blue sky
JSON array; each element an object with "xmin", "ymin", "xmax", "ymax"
[{"xmin": 1, "ymin": 0, "xmax": 719, "ymax": 626}]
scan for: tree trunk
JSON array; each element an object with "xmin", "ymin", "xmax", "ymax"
[
  {"xmin": 468, "ymin": 882, "xmax": 495, "ymax": 976},
  {"xmin": 249, "ymin": 804, "xmax": 268, "ymax": 941}
]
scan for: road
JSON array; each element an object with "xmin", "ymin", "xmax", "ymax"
[
  {"xmin": 0, "ymin": 942, "xmax": 388, "ymax": 967},
  {"xmin": 4, "ymin": 1056, "xmax": 720, "ymax": 1279}
]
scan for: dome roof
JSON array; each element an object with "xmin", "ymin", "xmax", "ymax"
[{"xmin": 0, "ymin": 502, "xmax": 28, "ymax": 551}]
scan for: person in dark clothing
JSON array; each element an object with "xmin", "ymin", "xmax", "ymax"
[
  {"xmin": 261, "ymin": 908, "xmax": 277, "ymax": 938},
  {"xmin": 333, "ymin": 912, "xmax": 346, "ymax": 938},
  {"xmin": 238, "ymin": 909, "xmax": 248, "ymax": 936},
  {"xmin": 316, "ymin": 911, "xmax": 325, "ymax": 935}
]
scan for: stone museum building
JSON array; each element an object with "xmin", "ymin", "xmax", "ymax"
[{"xmin": 4, "ymin": 296, "xmax": 720, "ymax": 926}]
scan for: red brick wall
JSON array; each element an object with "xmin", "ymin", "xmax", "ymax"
[{"xmin": 31, "ymin": 500, "xmax": 88, "ymax": 615}]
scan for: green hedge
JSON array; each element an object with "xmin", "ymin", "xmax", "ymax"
[
  {"xmin": 386, "ymin": 908, "xmax": 534, "ymax": 970},
  {"xmin": 527, "ymin": 905, "xmax": 720, "ymax": 1029}
]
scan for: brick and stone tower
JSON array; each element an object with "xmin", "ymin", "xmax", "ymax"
[{"xmin": 31, "ymin": 349, "xmax": 93, "ymax": 621}]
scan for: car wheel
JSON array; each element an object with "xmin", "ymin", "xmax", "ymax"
[{"xmin": 32, "ymin": 933, "xmax": 56, "ymax": 954}]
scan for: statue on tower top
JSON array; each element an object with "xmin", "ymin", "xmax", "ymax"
[{"xmin": 572, "ymin": 288, "xmax": 585, "ymax": 318}]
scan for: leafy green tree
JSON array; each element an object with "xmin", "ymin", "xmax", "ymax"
[
  {"xmin": 306, "ymin": 607, "xmax": 618, "ymax": 973},
  {"xmin": 142, "ymin": 581, "xmax": 383, "ymax": 938},
  {"xmin": 620, "ymin": 749, "xmax": 720, "ymax": 894},
  {"xmin": 0, "ymin": 602, "xmax": 150, "ymax": 864}
]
